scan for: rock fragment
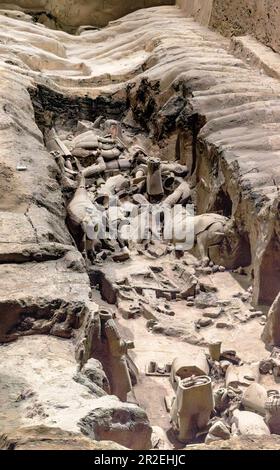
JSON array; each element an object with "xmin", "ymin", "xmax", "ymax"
[
  {"xmin": 242, "ymin": 383, "xmax": 267, "ymax": 416},
  {"xmin": 205, "ymin": 421, "xmax": 231, "ymax": 444},
  {"xmin": 232, "ymin": 410, "xmax": 270, "ymax": 436},
  {"xmin": 79, "ymin": 396, "xmax": 152, "ymax": 450}
]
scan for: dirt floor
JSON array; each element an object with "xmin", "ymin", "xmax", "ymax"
[{"xmin": 91, "ymin": 253, "xmax": 275, "ymax": 448}]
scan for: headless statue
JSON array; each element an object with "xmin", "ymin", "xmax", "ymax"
[
  {"xmin": 170, "ymin": 375, "xmax": 214, "ymax": 442},
  {"xmin": 104, "ymin": 319, "xmax": 134, "ymax": 402}
]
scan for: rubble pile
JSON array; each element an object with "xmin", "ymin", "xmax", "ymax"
[
  {"xmin": 47, "ymin": 115, "xmax": 241, "ymax": 284},
  {"xmin": 46, "ymin": 117, "xmax": 193, "ymax": 264},
  {"xmin": 44, "ymin": 115, "xmax": 280, "ymax": 447},
  {"xmin": 166, "ymin": 344, "xmax": 280, "ymax": 444}
]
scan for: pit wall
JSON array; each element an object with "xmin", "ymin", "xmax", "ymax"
[
  {"xmin": 4, "ymin": 1, "xmax": 174, "ymax": 28},
  {"xmin": 177, "ymin": 0, "xmax": 280, "ymax": 54}
]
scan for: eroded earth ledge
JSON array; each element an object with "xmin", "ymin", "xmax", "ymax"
[{"xmin": 0, "ymin": 4, "xmax": 280, "ymax": 450}]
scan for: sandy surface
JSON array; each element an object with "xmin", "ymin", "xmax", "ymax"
[{"xmin": 0, "ymin": 336, "xmax": 95, "ymax": 433}]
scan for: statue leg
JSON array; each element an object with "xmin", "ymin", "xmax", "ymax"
[
  {"xmin": 197, "ymin": 222, "xmax": 225, "ymax": 265},
  {"xmin": 82, "ymin": 232, "xmax": 88, "ymax": 260},
  {"xmin": 111, "ymin": 356, "xmax": 132, "ymax": 402},
  {"xmin": 196, "ymin": 232, "xmax": 209, "ymax": 266},
  {"xmin": 88, "ymin": 239, "xmax": 97, "ymax": 264}
]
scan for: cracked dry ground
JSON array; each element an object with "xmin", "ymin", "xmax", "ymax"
[{"xmin": 0, "ymin": 5, "xmax": 280, "ymax": 450}]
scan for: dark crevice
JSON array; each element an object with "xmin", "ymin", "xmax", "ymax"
[
  {"xmin": 211, "ymin": 188, "xmax": 233, "ymax": 217},
  {"xmin": 29, "ymin": 85, "xmax": 128, "ymax": 135}
]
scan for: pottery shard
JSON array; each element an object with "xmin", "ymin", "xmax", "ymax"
[
  {"xmin": 262, "ymin": 292, "xmax": 280, "ymax": 349},
  {"xmin": 180, "ymin": 281, "xmax": 197, "ymax": 299},
  {"xmin": 232, "ymin": 410, "xmax": 270, "ymax": 436},
  {"xmin": 226, "ymin": 363, "xmax": 260, "ymax": 389},
  {"xmin": 216, "ymin": 321, "xmax": 234, "ymax": 330},
  {"xmin": 242, "ymin": 383, "xmax": 267, "ymax": 416},
  {"xmin": 197, "ymin": 318, "xmax": 213, "ymax": 328},
  {"xmin": 202, "ymin": 308, "xmax": 222, "ymax": 319},
  {"xmin": 78, "ymin": 396, "xmax": 152, "ymax": 450},
  {"xmin": 194, "ymin": 293, "xmax": 219, "ymax": 309},
  {"xmin": 208, "ymin": 421, "xmax": 231, "ymax": 441}
]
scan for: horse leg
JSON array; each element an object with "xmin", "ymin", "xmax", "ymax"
[{"xmin": 196, "ymin": 232, "xmax": 210, "ymax": 266}]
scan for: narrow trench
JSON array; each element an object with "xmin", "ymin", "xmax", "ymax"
[
  {"xmin": 28, "ymin": 81, "xmax": 271, "ymax": 449},
  {"xmin": 32, "ymin": 88, "xmax": 189, "ymax": 447}
]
